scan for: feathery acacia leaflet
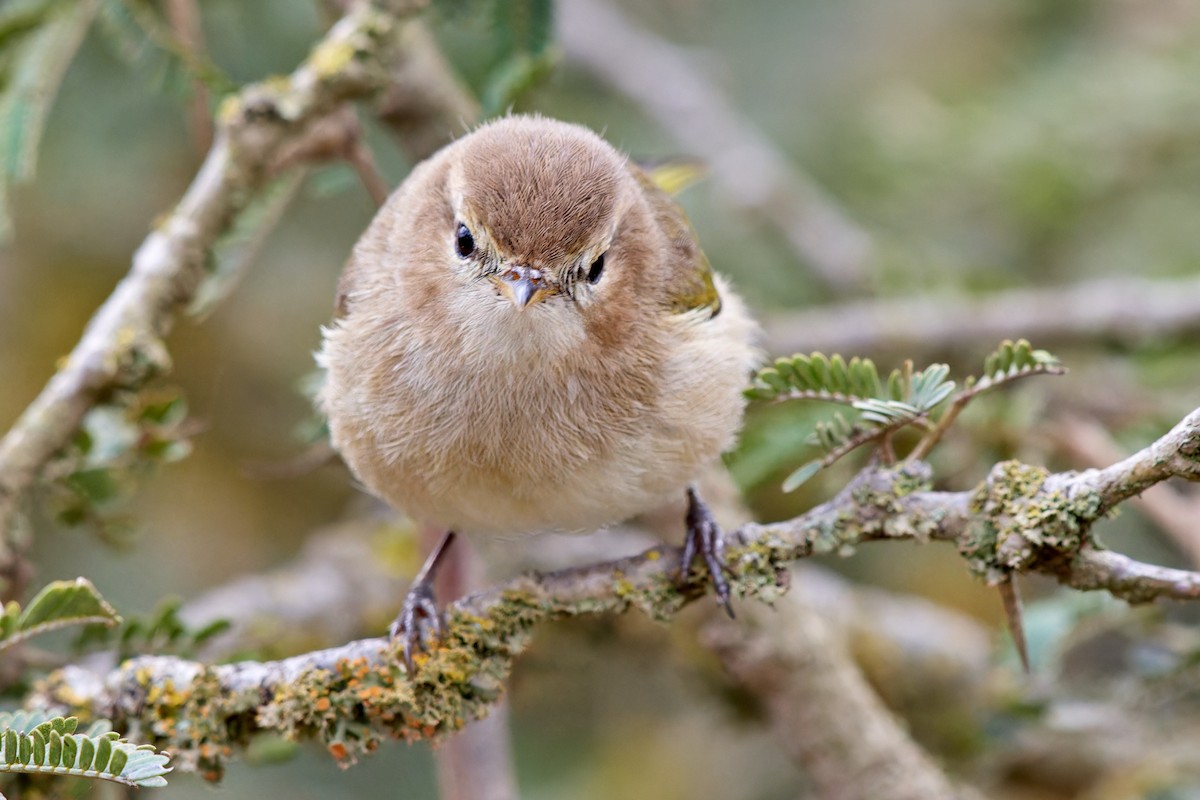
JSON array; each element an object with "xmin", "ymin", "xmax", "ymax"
[{"xmin": 746, "ymin": 339, "xmax": 1065, "ymax": 490}]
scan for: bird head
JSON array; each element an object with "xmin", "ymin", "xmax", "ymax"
[{"xmin": 443, "ymin": 116, "xmax": 636, "ymax": 315}]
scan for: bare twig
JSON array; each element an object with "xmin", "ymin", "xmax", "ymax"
[
  {"xmin": 266, "ymin": 104, "xmax": 389, "ymax": 208},
  {"xmin": 764, "ymin": 275, "xmax": 1200, "ymax": 357},
  {"xmin": 346, "ymin": 133, "xmax": 391, "ymax": 207},
  {"xmin": 0, "ymin": 0, "xmax": 430, "ymax": 595},
  {"xmin": 1052, "ymin": 414, "xmax": 1200, "ymax": 566},
  {"xmin": 165, "ymin": 0, "xmax": 213, "ymax": 154},
  {"xmin": 558, "ymin": 0, "xmax": 873, "ymax": 294},
  {"xmin": 1086, "ymin": 408, "xmax": 1200, "ymax": 509},
  {"xmin": 175, "ymin": 496, "xmax": 992, "ymax": 691}
]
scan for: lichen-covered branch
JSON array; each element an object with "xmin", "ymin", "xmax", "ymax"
[
  {"xmin": 0, "ymin": 0, "xmax": 433, "ymax": 596},
  {"xmin": 29, "ymin": 405, "xmax": 1200, "ymax": 771}
]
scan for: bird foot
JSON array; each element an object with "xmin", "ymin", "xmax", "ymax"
[
  {"xmin": 389, "ymin": 531, "xmax": 456, "ymax": 671},
  {"xmin": 679, "ymin": 486, "xmax": 735, "ymax": 618}
]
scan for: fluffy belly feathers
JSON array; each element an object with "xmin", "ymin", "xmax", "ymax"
[{"xmin": 319, "ymin": 279, "xmax": 756, "ymax": 537}]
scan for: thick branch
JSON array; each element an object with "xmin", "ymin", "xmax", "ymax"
[
  {"xmin": 702, "ymin": 596, "xmax": 983, "ymax": 800},
  {"xmin": 0, "ymin": 0, "xmax": 428, "ymax": 588}
]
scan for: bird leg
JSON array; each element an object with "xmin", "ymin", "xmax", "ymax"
[
  {"xmin": 679, "ymin": 486, "xmax": 735, "ymax": 618},
  {"xmin": 389, "ymin": 530, "xmax": 457, "ymax": 669}
]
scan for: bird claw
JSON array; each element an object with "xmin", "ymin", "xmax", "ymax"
[
  {"xmin": 679, "ymin": 486, "xmax": 735, "ymax": 618},
  {"xmin": 389, "ymin": 579, "xmax": 443, "ymax": 670},
  {"xmin": 389, "ymin": 531, "xmax": 456, "ymax": 672}
]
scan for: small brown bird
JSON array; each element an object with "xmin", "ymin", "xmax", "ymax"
[{"xmin": 318, "ymin": 115, "xmax": 758, "ymax": 660}]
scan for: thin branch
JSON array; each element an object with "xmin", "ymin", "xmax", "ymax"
[
  {"xmin": 1068, "ymin": 547, "xmax": 1200, "ymax": 601},
  {"xmin": 808, "ymin": 413, "xmax": 927, "ymax": 478},
  {"xmin": 908, "ymin": 364, "xmax": 1067, "ymax": 461},
  {"xmin": 557, "ymin": 0, "xmax": 873, "ymax": 294},
  {"xmin": 764, "ymin": 275, "xmax": 1200, "ymax": 357},
  {"xmin": 164, "ymin": 0, "xmax": 213, "ymax": 154},
  {"xmin": 167, "ymin": 493, "xmax": 993, "ymax": 796},
  {"xmin": 1086, "ymin": 407, "xmax": 1200, "ymax": 510},
  {"xmin": 177, "ymin": 508, "xmax": 991, "ymax": 686},
  {"xmin": 265, "ymin": 104, "xmax": 389, "ymax": 207},
  {"xmin": 29, "ymin": 404, "xmax": 1200, "ymax": 768},
  {"xmin": 1051, "ymin": 414, "xmax": 1200, "ymax": 566},
  {"xmin": 0, "ymin": 0, "xmax": 430, "ymax": 594},
  {"xmin": 372, "ymin": 20, "xmax": 480, "ymax": 160},
  {"xmin": 346, "ymin": 133, "xmax": 391, "ymax": 207}
]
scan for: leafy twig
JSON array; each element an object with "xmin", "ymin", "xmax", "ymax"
[{"xmin": 908, "ymin": 339, "xmax": 1065, "ymax": 460}]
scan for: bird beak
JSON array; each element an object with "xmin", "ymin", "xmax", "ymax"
[{"xmin": 494, "ymin": 265, "xmax": 554, "ymax": 309}]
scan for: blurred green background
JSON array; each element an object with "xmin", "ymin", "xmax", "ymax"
[{"xmin": 4, "ymin": 0, "xmax": 1200, "ymax": 797}]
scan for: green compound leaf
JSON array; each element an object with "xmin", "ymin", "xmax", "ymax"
[
  {"xmin": 481, "ymin": 0, "xmax": 556, "ymax": 113},
  {"xmin": 0, "ymin": 0, "xmax": 99, "ymax": 239},
  {"xmin": 781, "ymin": 460, "xmax": 823, "ymax": 493},
  {"xmin": 0, "ymin": 711, "xmax": 170, "ymax": 788},
  {"xmin": 980, "ymin": 338, "xmax": 1064, "ymax": 384},
  {"xmin": 745, "ymin": 353, "xmax": 885, "ymax": 403},
  {"xmin": 748, "ymin": 343, "xmax": 1061, "ymax": 493},
  {"xmin": 0, "ymin": 578, "xmax": 121, "ymax": 654}
]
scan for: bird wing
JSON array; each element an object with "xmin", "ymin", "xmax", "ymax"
[
  {"xmin": 632, "ymin": 164, "xmax": 722, "ymax": 318},
  {"xmin": 332, "ymin": 195, "xmax": 399, "ymax": 319},
  {"xmin": 636, "ymin": 157, "xmax": 708, "ymax": 197}
]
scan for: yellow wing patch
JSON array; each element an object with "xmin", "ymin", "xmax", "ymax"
[
  {"xmin": 637, "ymin": 157, "xmax": 708, "ymax": 197},
  {"xmin": 632, "ymin": 164, "xmax": 721, "ymax": 319}
]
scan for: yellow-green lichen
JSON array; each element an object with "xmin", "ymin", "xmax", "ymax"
[
  {"xmin": 310, "ymin": 39, "xmax": 358, "ymax": 77},
  {"xmin": 961, "ymin": 460, "xmax": 1104, "ymax": 582},
  {"xmin": 730, "ymin": 540, "xmax": 790, "ymax": 605}
]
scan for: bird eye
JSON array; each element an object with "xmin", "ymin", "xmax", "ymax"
[
  {"xmin": 587, "ymin": 252, "xmax": 606, "ymax": 284},
  {"xmin": 455, "ymin": 223, "xmax": 475, "ymax": 258}
]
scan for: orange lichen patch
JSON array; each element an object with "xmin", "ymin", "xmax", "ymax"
[{"xmin": 356, "ymin": 685, "xmax": 386, "ymax": 703}]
